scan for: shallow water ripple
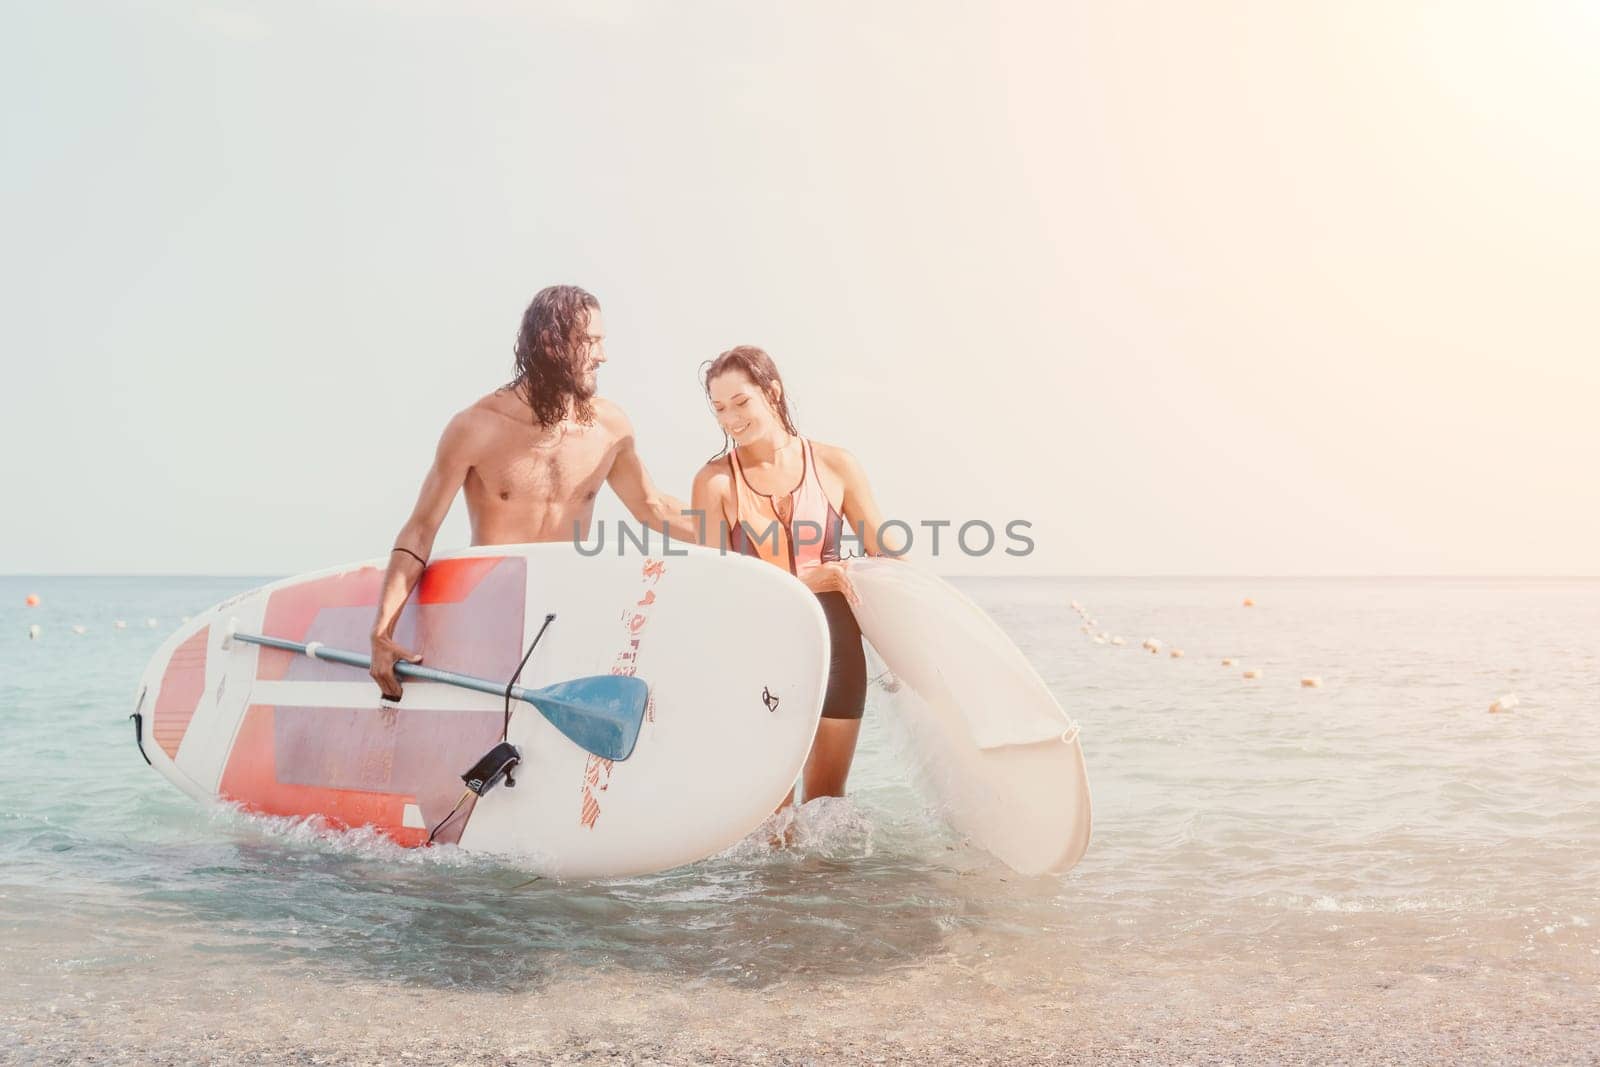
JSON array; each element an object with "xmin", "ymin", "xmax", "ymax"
[{"xmin": 3, "ymin": 575, "xmax": 1597, "ymax": 1059}]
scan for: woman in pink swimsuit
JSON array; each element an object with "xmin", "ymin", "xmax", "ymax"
[{"xmin": 691, "ymin": 345, "xmax": 893, "ymax": 803}]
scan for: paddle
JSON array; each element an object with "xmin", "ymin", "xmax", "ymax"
[{"xmin": 227, "ymin": 629, "xmax": 649, "ymax": 762}]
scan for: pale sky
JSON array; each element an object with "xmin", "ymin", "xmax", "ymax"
[{"xmin": 3, "ymin": 1, "xmax": 1596, "ymax": 576}]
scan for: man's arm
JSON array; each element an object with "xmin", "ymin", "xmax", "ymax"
[
  {"xmin": 604, "ymin": 406, "xmax": 698, "ymax": 542},
  {"xmin": 369, "ymin": 411, "xmax": 478, "ymax": 699}
]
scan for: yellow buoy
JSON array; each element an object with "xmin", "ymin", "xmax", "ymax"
[{"xmin": 1242, "ymin": 668, "xmax": 1262, "ymax": 679}]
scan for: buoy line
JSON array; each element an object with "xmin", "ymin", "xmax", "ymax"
[{"xmin": 1066, "ymin": 596, "xmax": 1322, "ymax": 690}]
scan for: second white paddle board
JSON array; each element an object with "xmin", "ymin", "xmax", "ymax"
[{"xmin": 849, "ymin": 559, "xmax": 1092, "ymax": 875}]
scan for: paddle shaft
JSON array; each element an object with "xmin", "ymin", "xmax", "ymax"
[{"xmin": 232, "ymin": 631, "xmax": 539, "ymax": 705}]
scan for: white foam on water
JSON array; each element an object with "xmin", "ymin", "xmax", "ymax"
[
  {"xmin": 1302, "ymin": 894, "xmax": 1453, "ymax": 914},
  {"xmin": 204, "ymin": 803, "xmax": 497, "ymax": 871},
  {"xmin": 714, "ymin": 795, "xmax": 877, "ymax": 865}
]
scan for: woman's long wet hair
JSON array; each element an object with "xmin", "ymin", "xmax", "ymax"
[
  {"xmin": 510, "ymin": 285, "xmax": 599, "ymax": 428},
  {"xmin": 701, "ymin": 345, "xmax": 800, "ymax": 461}
]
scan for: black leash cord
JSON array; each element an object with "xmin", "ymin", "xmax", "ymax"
[
  {"xmin": 427, "ymin": 612, "xmax": 557, "ymax": 846},
  {"xmin": 427, "ymin": 788, "xmax": 473, "ymax": 844},
  {"xmin": 504, "ymin": 613, "xmax": 556, "ymax": 741}
]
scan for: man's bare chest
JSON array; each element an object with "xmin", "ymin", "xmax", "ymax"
[{"xmin": 471, "ymin": 429, "xmax": 617, "ymax": 503}]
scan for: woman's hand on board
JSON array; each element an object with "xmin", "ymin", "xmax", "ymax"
[{"xmin": 802, "ymin": 560, "xmax": 858, "ymax": 606}]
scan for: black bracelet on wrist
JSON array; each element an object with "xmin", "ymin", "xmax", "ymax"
[{"xmin": 392, "ymin": 546, "xmax": 428, "ymax": 568}]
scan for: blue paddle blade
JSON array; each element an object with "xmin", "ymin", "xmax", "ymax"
[{"xmin": 523, "ymin": 675, "xmax": 649, "ymax": 761}]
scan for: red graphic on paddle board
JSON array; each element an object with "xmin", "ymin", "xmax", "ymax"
[
  {"xmin": 580, "ymin": 558, "xmax": 665, "ymax": 829},
  {"xmin": 218, "ymin": 702, "xmax": 505, "ymax": 847},
  {"xmin": 220, "ymin": 556, "xmax": 526, "ymax": 846},
  {"xmin": 153, "ymin": 626, "xmax": 210, "ymax": 759}
]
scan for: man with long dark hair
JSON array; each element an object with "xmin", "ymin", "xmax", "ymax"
[{"xmin": 368, "ymin": 285, "xmax": 691, "ymax": 699}]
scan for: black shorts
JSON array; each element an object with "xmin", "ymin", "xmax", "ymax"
[{"xmin": 816, "ymin": 591, "xmax": 867, "ymax": 721}]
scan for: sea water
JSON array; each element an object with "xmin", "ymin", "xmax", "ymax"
[{"xmin": 2, "ymin": 575, "xmax": 1597, "ymax": 1062}]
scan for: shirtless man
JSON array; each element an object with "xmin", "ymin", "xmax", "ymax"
[{"xmin": 369, "ymin": 285, "xmax": 693, "ymax": 700}]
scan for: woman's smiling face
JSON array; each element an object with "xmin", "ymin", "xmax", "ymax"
[{"xmin": 708, "ymin": 369, "xmax": 783, "ymax": 444}]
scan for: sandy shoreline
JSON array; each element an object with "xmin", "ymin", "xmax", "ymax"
[{"xmin": 8, "ymin": 963, "xmax": 1598, "ymax": 1066}]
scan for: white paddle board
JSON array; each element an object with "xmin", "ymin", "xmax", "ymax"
[
  {"xmin": 849, "ymin": 559, "xmax": 1092, "ymax": 875},
  {"xmin": 134, "ymin": 543, "xmax": 828, "ymax": 879}
]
